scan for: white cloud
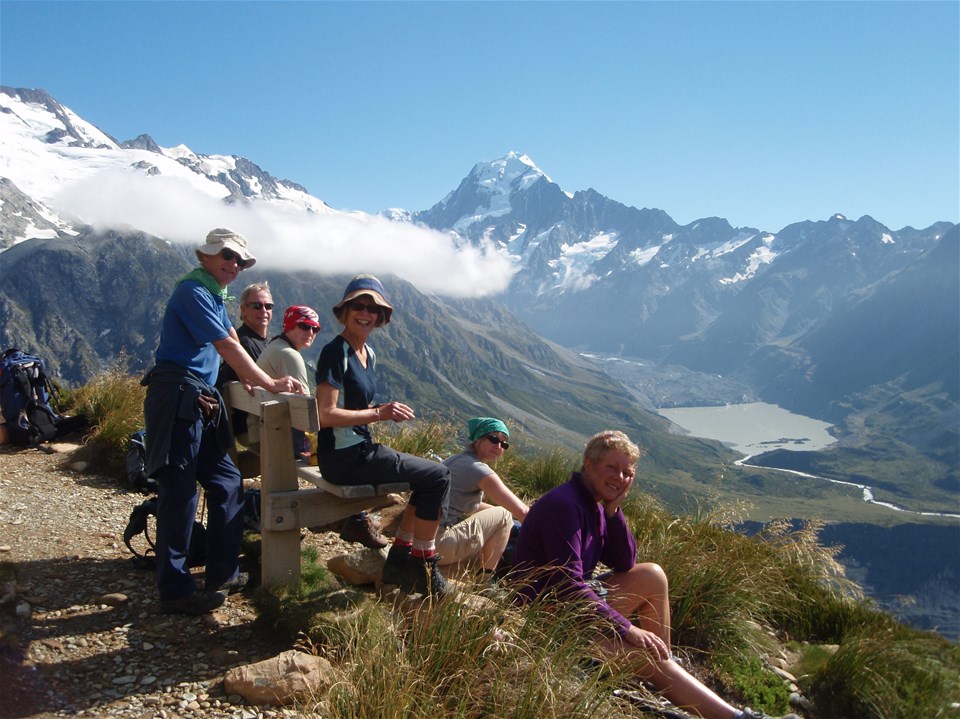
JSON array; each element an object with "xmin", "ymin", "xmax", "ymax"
[{"xmin": 51, "ymin": 169, "xmax": 518, "ymax": 297}]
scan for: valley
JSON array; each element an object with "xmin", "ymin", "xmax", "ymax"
[{"xmin": 0, "ymin": 86, "xmax": 956, "ymax": 641}]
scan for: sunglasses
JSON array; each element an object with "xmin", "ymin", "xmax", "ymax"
[
  {"xmin": 297, "ymin": 323, "xmax": 321, "ymax": 334},
  {"xmin": 485, "ymin": 435, "xmax": 510, "ymax": 450},
  {"xmin": 220, "ymin": 248, "xmax": 251, "ymax": 268},
  {"xmin": 348, "ymin": 301, "xmax": 382, "ymax": 314},
  {"xmin": 247, "ymin": 301, "xmax": 274, "ymax": 311}
]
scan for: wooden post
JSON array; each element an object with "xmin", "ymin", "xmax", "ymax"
[{"xmin": 259, "ymin": 400, "xmax": 301, "ymax": 588}]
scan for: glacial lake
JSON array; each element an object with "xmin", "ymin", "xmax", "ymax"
[{"xmin": 658, "ymin": 402, "xmax": 836, "ymax": 456}]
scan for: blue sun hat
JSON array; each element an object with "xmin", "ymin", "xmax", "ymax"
[{"xmin": 332, "ymin": 274, "xmax": 394, "ymax": 326}]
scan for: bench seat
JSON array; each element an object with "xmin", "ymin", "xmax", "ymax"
[
  {"xmin": 296, "ymin": 463, "xmax": 410, "ymax": 499},
  {"xmin": 220, "ymin": 381, "xmax": 411, "ymax": 587}
]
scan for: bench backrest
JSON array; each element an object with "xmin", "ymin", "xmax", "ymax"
[{"xmin": 221, "ymin": 381, "xmax": 320, "ymax": 433}]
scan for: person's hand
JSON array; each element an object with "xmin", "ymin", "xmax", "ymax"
[
  {"xmin": 242, "ymin": 379, "xmax": 256, "ymax": 396},
  {"xmin": 271, "ymin": 376, "xmax": 304, "ymax": 395},
  {"xmin": 377, "ymin": 401, "xmax": 415, "ymax": 423},
  {"xmin": 602, "ymin": 472, "xmax": 633, "ymax": 517},
  {"xmin": 625, "ymin": 625, "xmax": 670, "ymax": 661}
]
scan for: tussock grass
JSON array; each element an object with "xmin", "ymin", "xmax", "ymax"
[
  {"xmin": 807, "ymin": 628, "xmax": 960, "ymax": 719},
  {"xmin": 297, "ymin": 586, "xmax": 642, "ymax": 719},
  {"xmin": 373, "ymin": 417, "xmax": 460, "ymax": 460},
  {"xmin": 61, "ymin": 359, "xmax": 145, "ymax": 473},
  {"xmin": 59, "ymin": 371, "xmax": 960, "ymax": 718}
]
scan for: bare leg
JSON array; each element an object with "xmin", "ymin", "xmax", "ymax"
[
  {"xmin": 597, "ymin": 641, "xmax": 737, "ymax": 719},
  {"xmin": 397, "ymin": 504, "xmax": 442, "ymax": 543},
  {"xmin": 605, "ymin": 562, "xmax": 672, "ymax": 645},
  {"xmin": 641, "ymin": 657, "xmax": 738, "ymax": 719}
]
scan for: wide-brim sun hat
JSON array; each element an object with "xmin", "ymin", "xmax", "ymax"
[
  {"xmin": 332, "ymin": 274, "xmax": 394, "ymax": 327},
  {"xmin": 195, "ymin": 228, "xmax": 256, "ymax": 268}
]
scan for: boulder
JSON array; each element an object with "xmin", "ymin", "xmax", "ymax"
[{"xmin": 222, "ymin": 649, "xmax": 337, "ymax": 706}]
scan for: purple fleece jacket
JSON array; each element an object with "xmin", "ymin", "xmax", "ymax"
[{"xmin": 513, "ymin": 472, "xmax": 637, "ymax": 636}]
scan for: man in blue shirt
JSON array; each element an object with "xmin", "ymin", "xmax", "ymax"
[{"xmin": 143, "ymin": 228, "xmax": 304, "ymax": 615}]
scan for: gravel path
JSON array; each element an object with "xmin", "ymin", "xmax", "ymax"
[{"xmin": 0, "ymin": 443, "xmax": 346, "ymax": 719}]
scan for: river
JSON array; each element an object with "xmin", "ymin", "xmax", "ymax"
[{"xmin": 658, "ymin": 402, "xmax": 960, "ymax": 520}]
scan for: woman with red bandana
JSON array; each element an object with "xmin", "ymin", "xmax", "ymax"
[{"xmin": 247, "ymin": 305, "xmax": 321, "ymax": 458}]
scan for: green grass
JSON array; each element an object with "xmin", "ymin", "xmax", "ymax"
[{"xmin": 65, "ymin": 367, "xmax": 960, "ymax": 719}]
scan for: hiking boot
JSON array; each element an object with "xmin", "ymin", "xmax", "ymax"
[
  {"xmin": 741, "ymin": 709, "xmax": 800, "ymax": 719},
  {"xmin": 399, "ymin": 553, "xmax": 449, "ymax": 599},
  {"xmin": 338, "ymin": 512, "xmax": 388, "ymax": 549},
  {"xmin": 380, "ymin": 544, "xmax": 411, "ymax": 586},
  {"xmin": 207, "ymin": 571, "xmax": 249, "ymax": 596},
  {"xmin": 160, "ymin": 590, "xmax": 225, "ymax": 616}
]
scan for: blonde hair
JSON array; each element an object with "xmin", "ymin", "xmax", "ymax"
[
  {"xmin": 240, "ymin": 282, "xmax": 271, "ymax": 305},
  {"xmin": 582, "ymin": 430, "xmax": 644, "ymax": 468}
]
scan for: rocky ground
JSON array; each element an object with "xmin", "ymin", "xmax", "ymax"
[{"xmin": 0, "ymin": 443, "xmax": 355, "ymax": 719}]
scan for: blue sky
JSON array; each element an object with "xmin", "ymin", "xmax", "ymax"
[{"xmin": 2, "ymin": 1, "xmax": 958, "ymax": 233}]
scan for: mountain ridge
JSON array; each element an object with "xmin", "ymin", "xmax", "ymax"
[{"xmin": 1, "ymin": 87, "xmax": 957, "ymax": 637}]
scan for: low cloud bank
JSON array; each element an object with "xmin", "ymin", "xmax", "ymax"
[{"xmin": 53, "ymin": 169, "xmax": 517, "ymax": 297}]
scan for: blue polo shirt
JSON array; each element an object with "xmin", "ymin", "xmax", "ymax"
[{"xmin": 155, "ymin": 280, "xmax": 231, "ymax": 385}]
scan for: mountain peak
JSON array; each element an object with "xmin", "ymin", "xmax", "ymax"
[
  {"xmin": 470, "ymin": 151, "xmax": 552, "ymax": 190},
  {"xmin": 120, "ymin": 134, "xmax": 162, "ymax": 153}
]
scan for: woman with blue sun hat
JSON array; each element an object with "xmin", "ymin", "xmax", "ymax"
[{"xmin": 314, "ymin": 274, "xmax": 451, "ymax": 598}]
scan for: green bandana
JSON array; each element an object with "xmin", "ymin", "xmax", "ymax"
[
  {"xmin": 176, "ymin": 267, "xmax": 234, "ymax": 301},
  {"xmin": 467, "ymin": 417, "xmax": 509, "ymax": 442}
]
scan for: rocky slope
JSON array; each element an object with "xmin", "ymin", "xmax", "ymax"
[{"xmin": 0, "ymin": 443, "xmax": 351, "ymax": 719}]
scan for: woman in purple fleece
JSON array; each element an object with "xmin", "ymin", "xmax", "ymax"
[{"xmin": 512, "ymin": 430, "xmax": 798, "ymax": 719}]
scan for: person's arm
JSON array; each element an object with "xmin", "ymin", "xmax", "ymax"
[
  {"xmin": 315, "ymin": 382, "xmax": 415, "ymax": 426},
  {"xmin": 214, "ymin": 336, "xmax": 302, "ymax": 394},
  {"xmin": 478, "ymin": 473, "xmax": 529, "ymax": 522},
  {"xmin": 316, "ymin": 381, "xmax": 381, "ymax": 428},
  {"xmin": 533, "ymin": 495, "xmax": 634, "ymax": 637}
]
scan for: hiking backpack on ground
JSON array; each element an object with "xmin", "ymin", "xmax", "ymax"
[
  {"xmin": 123, "ymin": 496, "xmax": 207, "ymax": 570},
  {"xmin": 0, "ymin": 348, "xmax": 87, "ymax": 447},
  {"xmin": 125, "ymin": 430, "xmax": 158, "ymax": 493}
]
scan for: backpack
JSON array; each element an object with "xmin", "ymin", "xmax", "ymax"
[
  {"xmin": 243, "ymin": 488, "xmax": 261, "ymax": 533},
  {"xmin": 124, "ymin": 430, "xmax": 158, "ymax": 493},
  {"xmin": 122, "ymin": 488, "xmax": 262, "ymax": 568},
  {"xmin": 122, "ymin": 496, "xmax": 207, "ymax": 570},
  {"xmin": 0, "ymin": 348, "xmax": 87, "ymax": 447}
]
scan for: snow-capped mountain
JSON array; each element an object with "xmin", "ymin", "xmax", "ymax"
[
  {"xmin": 1, "ymin": 87, "xmax": 956, "ymax": 442},
  {"xmin": 0, "ymin": 87, "xmax": 332, "ymax": 247},
  {"xmin": 408, "ymin": 152, "xmax": 954, "ymax": 410},
  {"xmin": 1, "ymin": 89, "xmax": 956, "ymax": 639}
]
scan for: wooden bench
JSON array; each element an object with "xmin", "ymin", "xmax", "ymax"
[{"xmin": 222, "ymin": 382, "xmax": 407, "ymax": 588}]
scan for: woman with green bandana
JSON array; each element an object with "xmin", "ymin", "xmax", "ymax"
[
  {"xmin": 142, "ymin": 228, "xmax": 303, "ymax": 616},
  {"xmin": 437, "ymin": 417, "xmax": 529, "ymax": 577}
]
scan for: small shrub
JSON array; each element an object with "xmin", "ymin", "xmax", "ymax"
[
  {"xmin": 63, "ymin": 361, "xmax": 145, "ymax": 474},
  {"xmin": 253, "ymin": 546, "xmax": 351, "ymax": 644},
  {"xmin": 714, "ymin": 653, "xmax": 793, "ymax": 716}
]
